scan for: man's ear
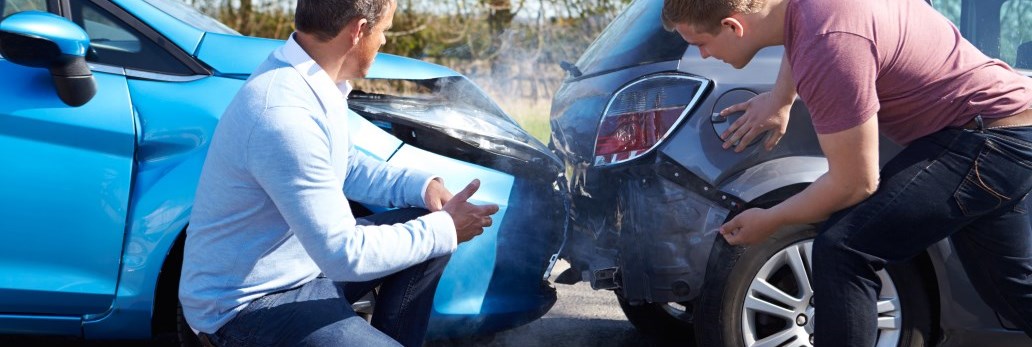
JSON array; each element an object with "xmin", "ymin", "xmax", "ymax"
[
  {"xmin": 721, "ymin": 17, "xmax": 745, "ymax": 38},
  {"xmin": 342, "ymin": 17, "xmax": 369, "ymax": 45}
]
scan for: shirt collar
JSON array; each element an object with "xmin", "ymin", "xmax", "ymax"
[{"xmin": 274, "ymin": 34, "xmax": 353, "ymax": 113}]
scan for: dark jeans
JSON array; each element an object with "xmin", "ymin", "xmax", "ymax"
[
  {"xmin": 206, "ymin": 208, "xmax": 450, "ymax": 347},
  {"xmin": 812, "ymin": 123, "xmax": 1032, "ymax": 346}
]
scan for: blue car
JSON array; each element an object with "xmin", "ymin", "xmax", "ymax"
[{"xmin": 0, "ymin": 0, "xmax": 564, "ymax": 342}]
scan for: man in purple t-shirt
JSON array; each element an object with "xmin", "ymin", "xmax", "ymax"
[{"xmin": 663, "ymin": 0, "xmax": 1032, "ymax": 345}]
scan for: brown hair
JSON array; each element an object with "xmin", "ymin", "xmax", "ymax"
[
  {"xmin": 662, "ymin": 0, "xmax": 764, "ymax": 34},
  {"xmin": 296, "ymin": 0, "xmax": 394, "ymax": 42}
]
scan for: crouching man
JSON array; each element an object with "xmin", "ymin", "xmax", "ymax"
[{"xmin": 178, "ymin": 1, "xmax": 499, "ymax": 346}]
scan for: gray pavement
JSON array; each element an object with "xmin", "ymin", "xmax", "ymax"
[{"xmin": 428, "ymin": 261, "xmax": 683, "ymax": 347}]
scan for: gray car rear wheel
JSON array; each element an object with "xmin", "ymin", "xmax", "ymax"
[
  {"xmin": 694, "ymin": 227, "xmax": 932, "ymax": 346},
  {"xmin": 616, "ymin": 294, "xmax": 695, "ymax": 343}
]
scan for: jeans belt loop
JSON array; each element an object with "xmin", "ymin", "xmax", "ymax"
[{"xmin": 975, "ymin": 114, "xmax": 985, "ymax": 132}]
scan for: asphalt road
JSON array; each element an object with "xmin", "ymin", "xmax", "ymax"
[{"xmin": 428, "ymin": 261, "xmax": 683, "ymax": 347}]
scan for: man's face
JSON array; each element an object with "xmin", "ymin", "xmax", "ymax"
[
  {"xmin": 341, "ymin": 1, "xmax": 396, "ymax": 80},
  {"xmin": 675, "ymin": 21, "xmax": 754, "ymax": 69}
]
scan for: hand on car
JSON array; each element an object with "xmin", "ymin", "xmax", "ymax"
[
  {"xmin": 423, "ymin": 178, "xmax": 452, "ymax": 212},
  {"xmin": 719, "ymin": 91, "xmax": 792, "ymax": 152},
  {"xmin": 720, "ymin": 207, "xmax": 782, "ymax": 246},
  {"xmin": 443, "ymin": 179, "xmax": 500, "ymax": 243}
]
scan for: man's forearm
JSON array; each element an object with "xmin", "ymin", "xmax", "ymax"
[
  {"xmin": 767, "ymin": 104, "xmax": 881, "ymax": 227},
  {"xmin": 772, "ymin": 54, "xmax": 797, "ymax": 105},
  {"xmin": 345, "ymin": 147, "xmax": 431, "ymax": 208},
  {"xmin": 768, "ymin": 172, "xmax": 875, "ymax": 226}
]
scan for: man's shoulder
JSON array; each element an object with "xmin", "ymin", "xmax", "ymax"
[
  {"xmin": 787, "ymin": 0, "xmax": 879, "ymax": 35},
  {"xmin": 789, "ymin": 0, "xmax": 875, "ymax": 17},
  {"xmin": 232, "ymin": 59, "xmax": 318, "ymax": 114}
]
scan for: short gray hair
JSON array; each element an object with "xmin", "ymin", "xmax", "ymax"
[{"xmin": 295, "ymin": 0, "xmax": 393, "ymax": 41}]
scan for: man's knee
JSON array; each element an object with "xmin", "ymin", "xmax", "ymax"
[
  {"xmin": 425, "ymin": 254, "xmax": 451, "ymax": 277},
  {"xmin": 358, "ymin": 208, "xmax": 431, "ymax": 226},
  {"xmin": 812, "ymin": 225, "xmax": 850, "ymax": 263},
  {"xmin": 393, "ymin": 207, "xmax": 431, "ymax": 221},
  {"xmin": 813, "ymin": 224, "xmax": 891, "ymax": 282}
]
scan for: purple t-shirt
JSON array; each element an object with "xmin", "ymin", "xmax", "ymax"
[{"xmin": 785, "ymin": 0, "xmax": 1032, "ymax": 145}]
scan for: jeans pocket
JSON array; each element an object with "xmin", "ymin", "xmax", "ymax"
[
  {"xmin": 954, "ymin": 140, "xmax": 1032, "ymax": 217},
  {"xmin": 1015, "ymin": 191, "xmax": 1031, "ymax": 214}
]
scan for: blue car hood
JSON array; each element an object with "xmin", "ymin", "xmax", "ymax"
[{"xmin": 195, "ymin": 33, "xmax": 461, "ymax": 80}]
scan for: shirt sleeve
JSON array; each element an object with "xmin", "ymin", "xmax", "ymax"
[
  {"xmin": 245, "ymin": 106, "xmax": 456, "ymax": 282},
  {"xmin": 344, "ymin": 146, "xmax": 435, "ymax": 209},
  {"xmin": 791, "ymin": 32, "xmax": 881, "ymax": 134}
]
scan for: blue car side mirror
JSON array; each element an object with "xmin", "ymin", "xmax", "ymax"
[{"xmin": 0, "ymin": 11, "xmax": 96, "ymax": 107}]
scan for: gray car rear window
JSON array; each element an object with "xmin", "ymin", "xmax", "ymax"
[{"xmin": 574, "ymin": 0, "xmax": 688, "ymax": 78}]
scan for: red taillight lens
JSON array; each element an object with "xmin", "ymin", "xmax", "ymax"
[
  {"xmin": 595, "ymin": 106, "xmax": 686, "ymax": 163},
  {"xmin": 593, "ymin": 74, "xmax": 709, "ymax": 166}
]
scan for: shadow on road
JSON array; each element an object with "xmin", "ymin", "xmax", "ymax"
[{"xmin": 428, "ymin": 316, "xmax": 685, "ymax": 347}]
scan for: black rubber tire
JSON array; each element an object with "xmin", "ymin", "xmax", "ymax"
[
  {"xmin": 694, "ymin": 226, "xmax": 932, "ymax": 346},
  {"xmin": 177, "ymin": 303, "xmax": 204, "ymax": 347},
  {"xmin": 616, "ymin": 294, "xmax": 695, "ymax": 343}
]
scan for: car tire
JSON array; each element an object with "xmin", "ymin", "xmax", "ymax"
[
  {"xmin": 694, "ymin": 226, "xmax": 932, "ymax": 347},
  {"xmin": 616, "ymin": 294, "xmax": 695, "ymax": 342},
  {"xmin": 177, "ymin": 303, "xmax": 203, "ymax": 347}
]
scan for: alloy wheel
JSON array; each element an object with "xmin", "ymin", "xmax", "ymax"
[{"xmin": 740, "ymin": 239, "xmax": 902, "ymax": 347}]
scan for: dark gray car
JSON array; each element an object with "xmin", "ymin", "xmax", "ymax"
[{"xmin": 549, "ymin": 0, "xmax": 1032, "ymax": 346}]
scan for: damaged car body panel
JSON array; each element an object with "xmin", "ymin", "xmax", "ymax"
[{"xmin": 552, "ymin": 46, "xmax": 825, "ymax": 304}]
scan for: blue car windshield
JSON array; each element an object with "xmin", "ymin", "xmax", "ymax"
[{"xmin": 143, "ymin": 0, "xmax": 240, "ymax": 35}]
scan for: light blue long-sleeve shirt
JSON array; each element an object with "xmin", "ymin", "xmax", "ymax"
[{"xmin": 179, "ymin": 36, "xmax": 457, "ymax": 334}]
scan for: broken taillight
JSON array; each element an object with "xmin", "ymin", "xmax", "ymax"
[{"xmin": 593, "ymin": 73, "xmax": 709, "ymax": 166}]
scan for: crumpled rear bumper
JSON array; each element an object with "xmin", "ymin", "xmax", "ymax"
[{"xmin": 564, "ymin": 156, "xmax": 736, "ymax": 304}]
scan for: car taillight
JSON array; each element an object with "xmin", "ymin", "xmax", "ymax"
[{"xmin": 593, "ymin": 73, "xmax": 709, "ymax": 166}]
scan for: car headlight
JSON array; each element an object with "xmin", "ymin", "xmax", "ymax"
[{"xmin": 593, "ymin": 73, "xmax": 710, "ymax": 166}]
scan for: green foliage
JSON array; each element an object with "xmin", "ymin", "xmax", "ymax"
[
  {"xmin": 1000, "ymin": 0, "xmax": 1031, "ymax": 66},
  {"xmin": 182, "ymin": 0, "xmax": 295, "ymax": 39}
]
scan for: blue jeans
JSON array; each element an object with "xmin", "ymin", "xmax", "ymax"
[
  {"xmin": 206, "ymin": 208, "xmax": 450, "ymax": 347},
  {"xmin": 813, "ymin": 122, "xmax": 1032, "ymax": 346}
]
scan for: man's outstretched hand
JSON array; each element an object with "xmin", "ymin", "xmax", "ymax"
[
  {"xmin": 443, "ymin": 179, "xmax": 500, "ymax": 243},
  {"xmin": 719, "ymin": 91, "xmax": 792, "ymax": 153},
  {"xmin": 719, "ymin": 207, "xmax": 782, "ymax": 246}
]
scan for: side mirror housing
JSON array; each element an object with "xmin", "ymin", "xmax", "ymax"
[{"xmin": 0, "ymin": 11, "xmax": 96, "ymax": 107}]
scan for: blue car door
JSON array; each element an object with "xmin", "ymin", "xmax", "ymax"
[{"xmin": 0, "ymin": 0, "xmax": 135, "ymax": 315}]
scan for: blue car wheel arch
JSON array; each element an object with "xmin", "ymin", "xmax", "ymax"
[{"xmin": 0, "ymin": 0, "xmax": 562, "ymax": 341}]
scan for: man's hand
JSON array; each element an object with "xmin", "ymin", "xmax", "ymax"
[
  {"xmin": 719, "ymin": 208, "xmax": 783, "ymax": 246},
  {"xmin": 720, "ymin": 91, "xmax": 792, "ymax": 152},
  {"xmin": 423, "ymin": 178, "xmax": 452, "ymax": 212},
  {"xmin": 443, "ymin": 179, "xmax": 500, "ymax": 243}
]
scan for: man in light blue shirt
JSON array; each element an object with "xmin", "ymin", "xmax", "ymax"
[{"xmin": 178, "ymin": 0, "xmax": 499, "ymax": 345}]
